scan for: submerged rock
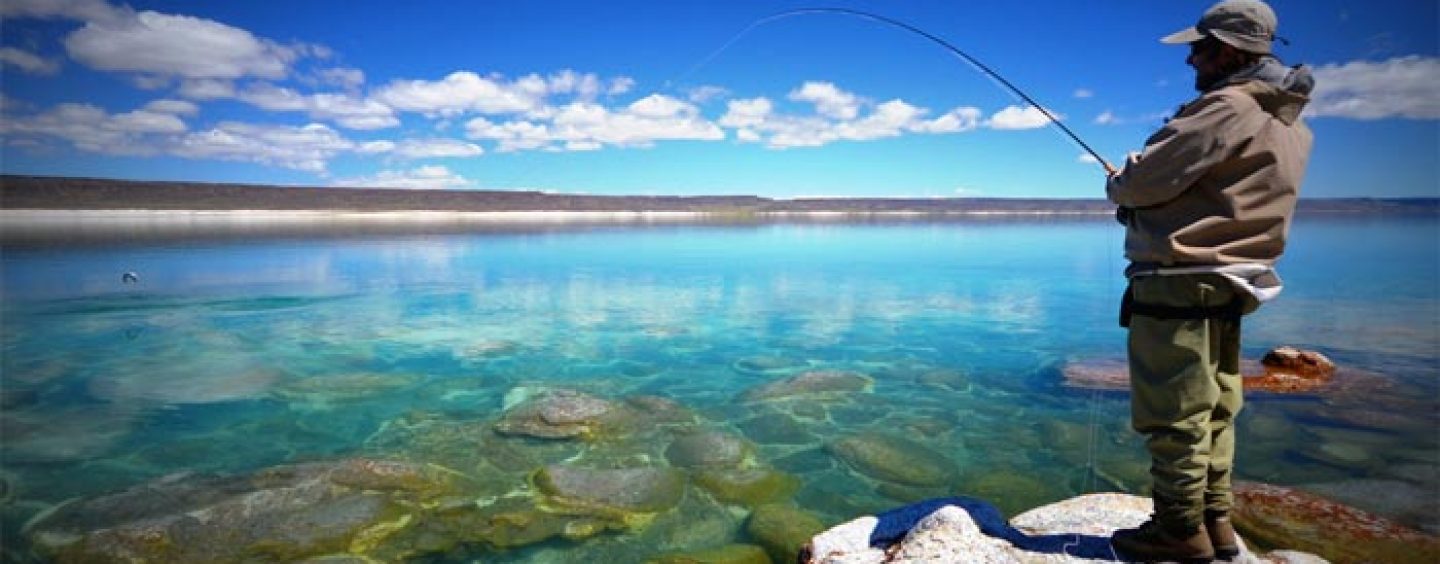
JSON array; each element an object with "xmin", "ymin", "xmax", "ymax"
[
  {"xmin": 534, "ymin": 464, "xmax": 686, "ymax": 516},
  {"xmin": 693, "ymin": 468, "xmax": 801, "ymax": 507},
  {"xmin": 747, "ymin": 503, "xmax": 827, "ymax": 564},
  {"xmin": 733, "ymin": 355, "xmax": 806, "ymax": 374},
  {"xmin": 649, "ymin": 543, "xmax": 773, "ymax": 564},
  {"xmin": 494, "ymin": 389, "xmax": 634, "ymax": 440},
  {"xmin": 826, "ymin": 432, "xmax": 958, "ymax": 487},
  {"xmin": 627, "ymin": 395, "xmax": 699, "ymax": 425},
  {"xmin": 1234, "ymin": 481, "xmax": 1440, "ymax": 564},
  {"xmin": 738, "ymin": 412, "xmax": 817, "ymax": 445},
  {"xmin": 666, "ymin": 431, "xmax": 754, "ymax": 469},
  {"xmin": 272, "ymin": 372, "xmax": 421, "ymax": 403},
  {"xmin": 741, "ymin": 371, "xmax": 873, "ymax": 402},
  {"xmin": 24, "ymin": 459, "xmax": 461, "ymax": 563}
]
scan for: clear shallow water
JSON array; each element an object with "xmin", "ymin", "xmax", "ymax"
[{"xmin": 2, "ymin": 215, "xmax": 1436, "ymax": 561}]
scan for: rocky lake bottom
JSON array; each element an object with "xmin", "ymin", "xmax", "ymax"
[{"xmin": 1, "ymin": 217, "xmax": 1436, "ymax": 562}]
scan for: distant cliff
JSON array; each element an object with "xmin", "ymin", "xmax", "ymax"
[{"xmin": 2, "ymin": 175, "xmax": 1435, "ymax": 214}]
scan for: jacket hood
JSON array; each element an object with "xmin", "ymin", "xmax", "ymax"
[{"xmin": 1223, "ymin": 57, "xmax": 1314, "ymax": 125}]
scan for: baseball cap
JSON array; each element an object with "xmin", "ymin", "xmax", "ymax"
[{"xmin": 1161, "ymin": 0, "xmax": 1278, "ymax": 54}]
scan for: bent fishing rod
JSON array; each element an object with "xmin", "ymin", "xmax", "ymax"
[{"xmin": 687, "ymin": 7, "xmax": 1118, "ymax": 175}]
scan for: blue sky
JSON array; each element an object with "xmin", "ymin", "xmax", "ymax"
[{"xmin": 1, "ymin": 0, "xmax": 1435, "ymax": 198}]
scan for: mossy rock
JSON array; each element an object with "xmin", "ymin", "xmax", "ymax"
[
  {"xmin": 745, "ymin": 504, "xmax": 826, "ymax": 564},
  {"xmin": 27, "ymin": 459, "xmax": 456, "ymax": 563},
  {"xmin": 694, "ymin": 468, "xmax": 801, "ymax": 507},
  {"xmin": 666, "ymin": 431, "xmax": 754, "ymax": 468},
  {"xmin": 741, "ymin": 371, "xmax": 872, "ymax": 402},
  {"xmin": 826, "ymin": 432, "xmax": 959, "ymax": 487},
  {"xmin": 535, "ymin": 464, "xmax": 686, "ymax": 517},
  {"xmin": 649, "ymin": 543, "xmax": 773, "ymax": 564},
  {"xmin": 737, "ymin": 413, "xmax": 817, "ymax": 445},
  {"xmin": 494, "ymin": 389, "xmax": 635, "ymax": 441}
]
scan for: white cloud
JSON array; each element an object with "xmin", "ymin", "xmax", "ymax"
[
  {"xmin": 465, "ymin": 95, "xmax": 724, "ymax": 151},
  {"xmin": 719, "ymin": 97, "xmax": 773, "ymax": 128},
  {"xmin": 546, "ymin": 70, "xmax": 603, "ymax": 99},
  {"xmin": 627, "ymin": 94, "xmax": 692, "ymax": 118},
  {"xmin": 0, "ymin": 102, "xmax": 186, "ymax": 156},
  {"xmin": 0, "ymin": 0, "xmax": 127, "ymax": 25},
  {"xmin": 143, "ymin": 99, "xmax": 199, "ymax": 116},
  {"xmin": 687, "ymin": 85, "xmax": 729, "ymax": 103},
  {"xmin": 64, "ymin": 10, "xmax": 300, "ymax": 79},
  {"xmin": 608, "ymin": 77, "xmax": 636, "ymax": 96},
  {"xmin": 788, "ymin": 81, "xmax": 861, "ymax": 120},
  {"xmin": 1307, "ymin": 55, "xmax": 1440, "ymax": 120},
  {"xmin": 0, "ymin": 47, "xmax": 61, "ymax": 75},
  {"xmin": 234, "ymin": 83, "xmax": 398, "ymax": 130},
  {"xmin": 1074, "ymin": 88, "xmax": 1094, "ymax": 99},
  {"xmin": 1094, "ymin": 110, "xmax": 1117, "ymax": 125},
  {"xmin": 465, "ymin": 117, "xmax": 554, "ymax": 152},
  {"xmin": 314, "ymin": 67, "xmax": 365, "ymax": 89},
  {"xmin": 357, "ymin": 140, "xmax": 396, "ymax": 154},
  {"xmin": 389, "ymin": 138, "xmax": 483, "ymax": 159},
  {"xmin": 178, "ymin": 78, "xmax": 237, "ymax": 100},
  {"xmin": 986, "ymin": 105, "xmax": 1056, "ymax": 130},
  {"xmin": 175, "ymin": 122, "xmax": 354, "ymax": 172},
  {"xmin": 913, "ymin": 107, "xmax": 983, "ymax": 133},
  {"xmin": 334, "ymin": 165, "xmax": 473, "ymax": 189},
  {"xmin": 1078, "ymin": 153, "xmax": 1100, "ymax": 164},
  {"xmin": 374, "ymin": 71, "xmax": 539, "ymax": 117}
]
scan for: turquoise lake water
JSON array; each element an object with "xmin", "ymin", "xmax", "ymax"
[{"xmin": 1, "ymin": 215, "xmax": 1436, "ymax": 561}]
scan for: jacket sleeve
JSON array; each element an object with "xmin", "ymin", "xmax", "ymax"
[{"xmin": 1106, "ymin": 93, "xmax": 1248, "ymax": 208}]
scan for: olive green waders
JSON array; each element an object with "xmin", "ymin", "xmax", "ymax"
[{"xmin": 1123, "ymin": 273, "xmax": 1250, "ymax": 533}]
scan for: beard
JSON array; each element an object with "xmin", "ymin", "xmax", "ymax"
[{"xmin": 1194, "ymin": 69, "xmax": 1227, "ymax": 92}]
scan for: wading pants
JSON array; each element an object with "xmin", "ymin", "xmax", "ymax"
[{"xmin": 1126, "ymin": 273, "xmax": 1246, "ymax": 532}]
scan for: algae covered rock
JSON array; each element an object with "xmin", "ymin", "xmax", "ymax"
[
  {"xmin": 693, "ymin": 468, "xmax": 801, "ymax": 507},
  {"xmin": 272, "ymin": 372, "xmax": 420, "ymax": 403},
  {"xmin": 1233, "ymin": 481, "xmax": 1440, "ymax": 564},
  {"xmin": 741, "ymin": 370, "xmax": 872, "ymax": 402},
  {"xmin": 666, "ymin": 431, "xmax": 754, "ymax": 469},
  {"xmin": 746, "ymin": 503, "xmax": 826, "ymax": 564},
  {"xmin": 826, "ymin": 432, "xmax": 958, "ymax": 487},
  {"xmin": 535, "ymin": 464, "xmax": 686, "ymax": 516},
  {"xmin": 25, "ymin": 458, "xmax": 461, "ymax": 563},
  {"xmin": 649, "ymin": 543, "xmax": 773, "ymax": 564},
  {"xmin": 737, "ymin": 412, "xmax": 817, "ymax": 445},
  {"xmin": 494, "ymin": 389, "xmax": 634, "ymax": 440}
]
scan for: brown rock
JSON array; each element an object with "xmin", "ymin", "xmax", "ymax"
[
  {"xmin": 1261, "ymin": 347, "xmax": 1336, "ymax": 379},
  {"xmin": 1233, "ymin": 481, "xmax": 1440, "ymax": 564}
]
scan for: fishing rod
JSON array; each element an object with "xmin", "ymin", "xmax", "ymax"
[{"xmin": 682, "ymin": 7, "xmax": 1117, "ymax": 175}]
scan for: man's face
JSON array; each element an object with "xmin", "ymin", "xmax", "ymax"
[{"xmin": 1187, "ymin": 38, "xmax": 1234, "ymax": 91}]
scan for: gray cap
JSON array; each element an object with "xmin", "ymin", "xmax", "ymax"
[{"xmin": 1161, "ymin": 0, "xmax": 1278, "ymax": 54}]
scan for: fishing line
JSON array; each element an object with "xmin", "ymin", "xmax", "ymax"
[
  {"xmin": 671, "ymin": 7, "xmax": 1116, "ymax": 173},
  {"xmin": 676, "ymin": 5, "xmax": 1128, "ymax": 512}
]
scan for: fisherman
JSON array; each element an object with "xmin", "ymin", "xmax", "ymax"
[{"xmin": 1105, "ymin": 0, "xmax": 1313, "ymax": 561}]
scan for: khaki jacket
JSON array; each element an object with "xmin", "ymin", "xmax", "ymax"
[{"xmin": 1107, "ymin": 76, "xmax": 1313, "ymax": 266}]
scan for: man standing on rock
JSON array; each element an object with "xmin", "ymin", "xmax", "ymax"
[{"xmin": 1105, "ymin": 1, "xmax": 1313, "ymax": 561}]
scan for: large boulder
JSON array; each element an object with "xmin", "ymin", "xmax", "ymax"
[
  {"xmin": 666, "ymin": 431, "xmax": 754, "ymax": 469},
  {"xmin": 694, "ymin": 468, "xmax": 801, "ymax": 507},
  {"xmin": 1234, "ymin": 481, "xmax": 1440, "ymax": 564},
  {"xmin": 826, "ymin": 432, "xmax": 958, "ymax": 487},
  {"xmin": 534, "ymin": 464, "xmax": 686, "ymax": 517},
  {"xmin": 494, "ymin": 389, "xmax": 634, "ymax": 440},
  {"xmin": 742, "ymin": 371, "xmax": 872, "ymax": 402},
  {"xmin": 24, "ymin": 459, "xmax": 461, "ymax": 563},
  {"xmin": 805, "ymin": 494, "xmax": 1326, "ymax": 563},
  {"xmin": 747, "ymin": 503, "xmax": 827, "ymax": 564},
  {"xmin": 649, "ymin": 543, "xmax": 773, "ymax": 564}
]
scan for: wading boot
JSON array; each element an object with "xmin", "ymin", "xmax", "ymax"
[
  {"xmin": 1111, "ymin": 519, "xmax": 1215, "ymax": 563},
  {"xmin": 1206, "ymin": 511, "xmax": 1239, "ymax": 560}
]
